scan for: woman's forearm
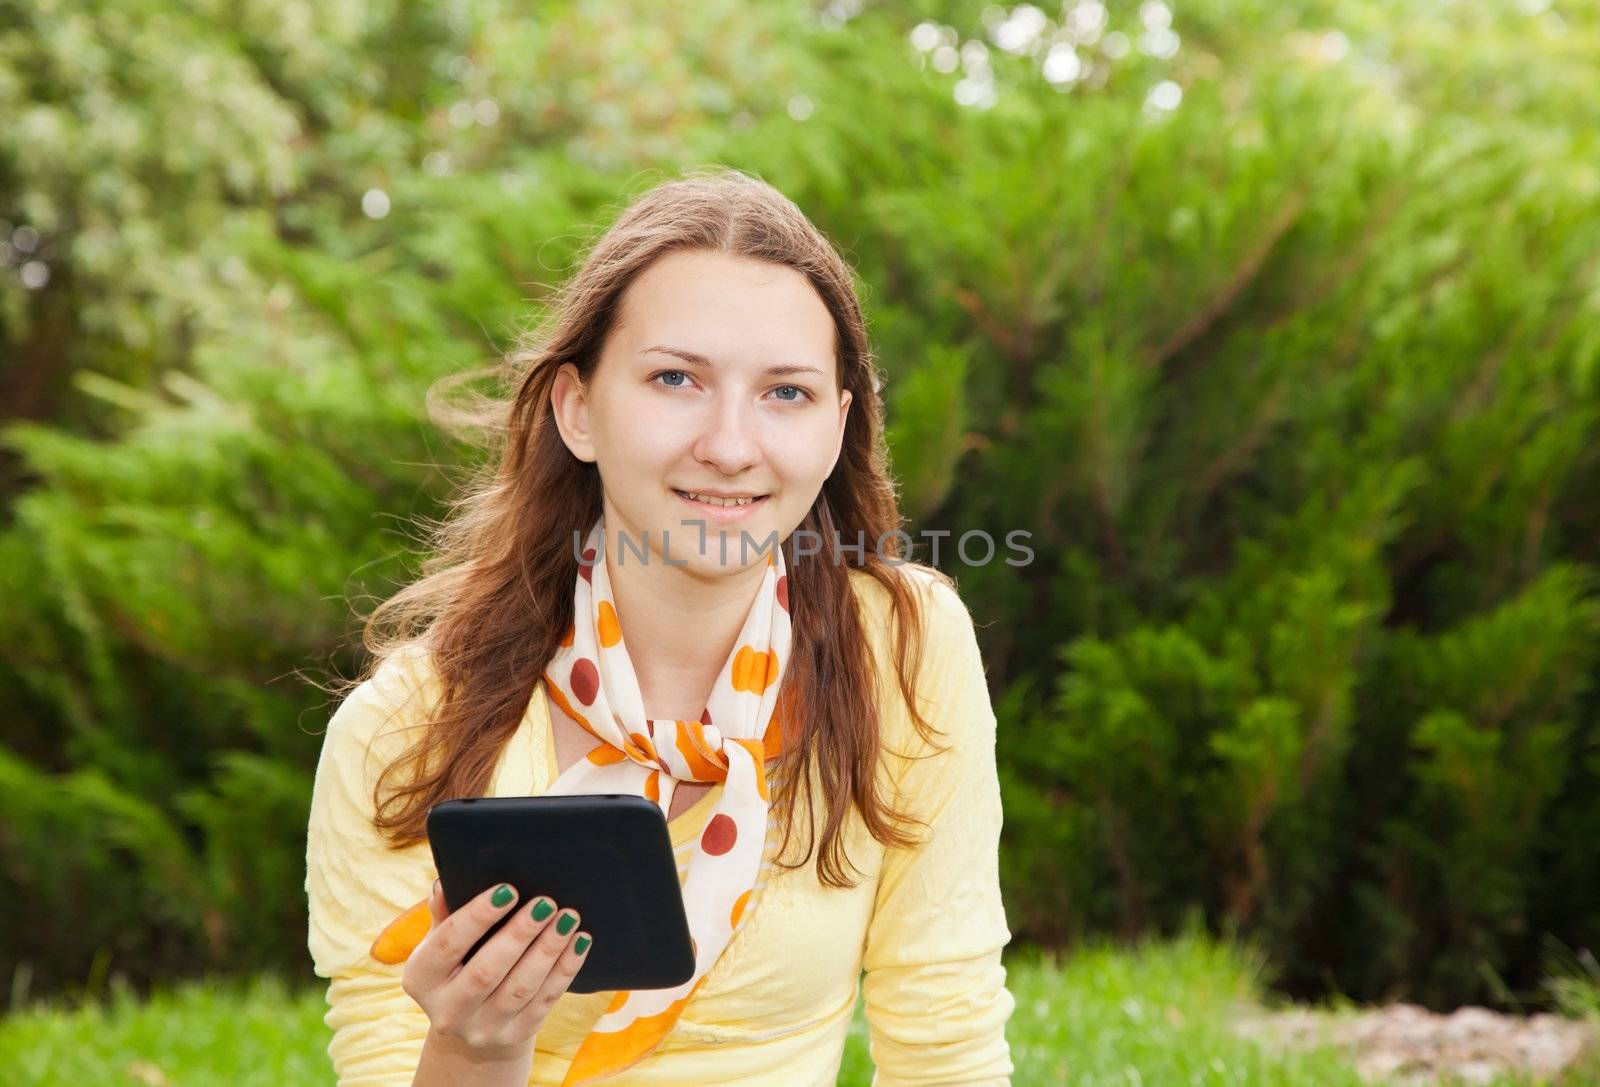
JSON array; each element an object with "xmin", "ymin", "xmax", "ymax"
[{"xmin": 411, "ymin": 1028, "xmax": 534, "ymax": 1086}]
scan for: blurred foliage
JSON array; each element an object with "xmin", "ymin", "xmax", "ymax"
[{"xmin": 2, "ymin": 0, "xmax": 1598, "ymax": 1016}]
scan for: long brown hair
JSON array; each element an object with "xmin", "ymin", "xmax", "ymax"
[{"xmin": 346, "ymin": 165, "xmax": 954, "ymax": 888}]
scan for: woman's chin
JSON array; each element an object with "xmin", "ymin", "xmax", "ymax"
[
  {"xmin": 674, "ymin": 543, "xmax": 768, "ymax": 574},
  {"xmin": 658, "ymin": 532, "xmax": 778, "ymax": 576}
]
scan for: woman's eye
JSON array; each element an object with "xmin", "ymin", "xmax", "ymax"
[{"xmin": 651, "ymin": 371, "xmax": 812, "ymax": 404}]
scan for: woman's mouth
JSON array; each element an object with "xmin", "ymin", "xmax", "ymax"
[{"xmin": 672, "ymin": 489, "xmax": 770, "ymax": 521}]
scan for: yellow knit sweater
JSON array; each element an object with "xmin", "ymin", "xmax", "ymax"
[{"xmin": 305, "ymin": 566, "xmax": 1015, "ymax": 1085}]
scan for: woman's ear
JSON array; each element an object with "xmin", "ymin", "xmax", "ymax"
[
  {"xmin": 550, "ymin": 363, "xmax": 598, "ymax": 463},
  {"xmin": 829, "ymin": 388, "xmax": 853, "ymax": 474}
]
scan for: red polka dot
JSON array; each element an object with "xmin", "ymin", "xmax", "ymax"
[
  {"xmin": 776, "ymin": 574, "xmax": 788, "ymax": 612},
  {"xmin": 701, "ymin": 814, "xmax": 738, "ymax": 856},
  {"xmin": 571, "ymin": 658, "xmax": 599, "ymax": 705},
  {"xmin": 579, "ymin": 547, "xmax": 597, "ymax": 583},
  {"xmin": 700, "ymin": 707, "xmax": 713, "ymax": 727}
]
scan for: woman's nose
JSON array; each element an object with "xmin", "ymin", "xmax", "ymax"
[{"xmin": 693, "ymin": 399, "xmax": 762, "ymax": 472}]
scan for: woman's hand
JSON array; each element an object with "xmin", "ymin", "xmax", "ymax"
[{"xmin": 402, "ymin": 879, "xmax": 593, "ymax": 1061}]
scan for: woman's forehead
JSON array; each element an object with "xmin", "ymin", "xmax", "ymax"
[{"xmin": 606, "ymin": 254, "xmax": 839, "ymax": 378}]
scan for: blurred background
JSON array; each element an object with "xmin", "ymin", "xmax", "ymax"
[{"xmin": 3, "ymin": 0, "xmax": 1599, "ymax": 1082}]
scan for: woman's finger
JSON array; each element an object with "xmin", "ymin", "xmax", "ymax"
[
  {"xmin": 407, "ymin": 882, "xmax": 523, "ymax": 993},
  {"xmin": 442, "ymin": 898, "xmax": 573, "ymax": 1012},
  {"xmin": 504, "ymin": 919, "xmax": 592, "ymax": 1036}
]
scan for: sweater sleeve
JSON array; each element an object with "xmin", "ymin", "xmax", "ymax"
[
  {"xmin": 305, "ymin": 649, "xmax": 441, "ymax": 1086},
  {"xmin": 860, "ymin": 578, "xmax": 1016, "ymax": 1086}
]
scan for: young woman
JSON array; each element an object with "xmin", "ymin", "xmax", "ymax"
[{"xmin": 305, "ymin": 167, "xmax": 1015, "ymax": 1086}]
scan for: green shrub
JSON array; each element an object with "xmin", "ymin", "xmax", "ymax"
[{"xmin": 2, "ymin": 0, "xmax": 1598, "ymax": 1011}]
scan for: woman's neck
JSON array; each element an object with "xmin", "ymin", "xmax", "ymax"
[{"xmin": 603, "ymin": 545, "xmax": 772, "ymax": 719}]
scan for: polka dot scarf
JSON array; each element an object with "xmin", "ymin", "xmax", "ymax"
[{"xmin": 542, "ymin": 513, "xmax": 792, "ymax": 1085}]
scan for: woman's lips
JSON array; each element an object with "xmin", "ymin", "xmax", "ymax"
[{"xmin": 672, "ymin": 489, "xmax": 770, "ymax": 523}]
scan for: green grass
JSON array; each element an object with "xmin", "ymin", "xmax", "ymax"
[
  {"xmin": 0, "ymin": 970, "xmax": 332, "ymax": 1085},
  {"xmin": 3, "ymin": 931, "xmax": 1596, "ymax": 1085}
]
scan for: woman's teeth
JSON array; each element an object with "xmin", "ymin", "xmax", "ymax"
[{"xmin": 675, "ymin": 490, "xmax": 765, "ymax": 508}]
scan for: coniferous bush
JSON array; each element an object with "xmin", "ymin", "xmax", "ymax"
[{"xmin": 2, "ymin": 0, "xmax": 1596, "ymax": 1011}]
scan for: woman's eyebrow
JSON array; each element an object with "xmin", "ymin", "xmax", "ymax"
[{"xmin": 639, "ymin": 344, "xmax": 826, "ymax": 378}]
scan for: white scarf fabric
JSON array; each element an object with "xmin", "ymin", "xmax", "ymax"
[{"xmin": 541, "ymin": 514, "xmax": 792, "ymax": 1084}]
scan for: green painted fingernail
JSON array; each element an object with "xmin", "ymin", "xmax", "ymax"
[
  {"xmin": 531, "ymin": 898, "xmax": 554, "ymax": 921},
  {"xmin": 556, "ymin": 911, "xmax": 577, "ymax": 935},
  {"xmin": 574, "ymin": 935, "xmax": 591, "ymax": 954},
  {"xmin": 491, "ymin": 884, "xmax": 515, "ymax": 908}
]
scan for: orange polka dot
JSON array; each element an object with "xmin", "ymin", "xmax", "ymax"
[
  {"xmin": 598, "ymin": 599, "xmax": 622, "ymax": 648},
  {"xmin": 762, "ymin": 696, "xmax": 785, "ymax": 757},
  {"xmin": 605, "ymin": 989, "xmax": 630, "ymax": 1014},
  {"xmin": 585, "ymin": 744, "xmax": 627, "ymax": 766},
  {"xmin": 566, "ymin": 992, "xmax": 694, "ymax": 1081},
  {"xmin": 732, "ymin": 646, "xmax": 780, "ymax": 694},
  {"xmin": 730, "ymin": 889, "xmax": 751, "ymax": 928},
  {"xmin": 644, "ymin": 769, "xmax": 660, "ymax": 803},
  {"xmin": 628, "ymin": 731, "xmax": 659, "ymax": 763},
  {"xmin": 675, "ymin": 721, "xmax": 726, "ymax": 781}
]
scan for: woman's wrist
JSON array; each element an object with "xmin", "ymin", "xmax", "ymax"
[{"xmin": 414, "ymin": 1027, "xmax": 535, "ymax": 1085}]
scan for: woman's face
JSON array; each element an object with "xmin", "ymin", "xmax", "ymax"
[{"xmin": 552, "ymin": 249, "xmax": 852, "ymax": 576}]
